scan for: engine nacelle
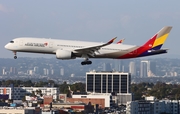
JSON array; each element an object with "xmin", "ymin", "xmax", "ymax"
[{"xmin": 56, "ymin": 50, "xmax": 75, "ymax": 60}]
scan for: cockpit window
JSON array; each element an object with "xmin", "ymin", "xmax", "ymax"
[{"xmin": 10, "ymin": 41, "xmax": 14, "ymax": 43}]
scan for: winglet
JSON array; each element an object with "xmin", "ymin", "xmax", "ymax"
[
  {"xmin": 108, "ymin": 37, "xmax": 117, "ymax": 44},
  {"xmin": 117, "ymin": 38, "xmax": 125, "ymax": 44}
]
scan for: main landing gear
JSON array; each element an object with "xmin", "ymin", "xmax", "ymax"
[
  {"xmin": 13, "ymin": 51, "xmax": 17, "ymax": 59},
  {"xmin": 81, "ymin": 58, "xmax": 92, "ymax": 65},
  {"xmin": 81, "ymin": 60, "xmax": 92, "ymax": 65}
]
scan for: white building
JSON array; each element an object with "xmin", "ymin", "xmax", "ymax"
[
  {"xmin": 0, "ymin": 87, "xmax": 12, "ymax": 99},
  {"xmin": 0, "ymin": 107, "xmax": 41, "ymax": 114},
  {"xmin": 126, "ymin": 101, "xmax": 151, "ymax": 114},
  {"xmin": 0, "ymin": 87, "xmax": 59, "ymax": 100}
]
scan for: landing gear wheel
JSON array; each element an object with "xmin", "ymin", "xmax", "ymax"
[
  {"xmin": 81, "ymin": 62, "xmax": 86, "ymax": 65},
  {"xmin": 13, "ymin": 51, "xmax": 17, "ymax": 59},
  {"xmin": 14, "ymin": 56, "xmax": 17, "ymax": 59},
  {"xmin": 81, "ymin": 61, "xmax": 92, "ymax": 65},
  {"xmin": 87, "ymin": 61, "xmax": 92, "ymax": 64}
]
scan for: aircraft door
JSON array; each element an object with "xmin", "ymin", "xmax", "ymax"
[
  {"xmin": 49, "ymin": 42, "xmax": 53, "ymax": 48},
  {"xmin": 19, "ymin": 40, "xmax": 23, "ymax": 46}
]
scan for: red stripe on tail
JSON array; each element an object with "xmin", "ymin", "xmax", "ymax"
[{"xmin": 119, "ymin": 34, "xmax": 157, "ymax": 59}]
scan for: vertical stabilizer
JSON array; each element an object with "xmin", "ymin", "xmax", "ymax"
[{"xmin": 151, "ymin": 26, "xmax": 172, "ymax": 50}]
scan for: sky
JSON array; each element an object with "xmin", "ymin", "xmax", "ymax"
[{"xmin": 0, "ymin": 1, "xmax": 180, "ymax": 58}]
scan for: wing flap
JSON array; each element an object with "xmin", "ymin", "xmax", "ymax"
[{"xmin": 74, "ymin": 37, "xmax": 117, "ymax": 53}]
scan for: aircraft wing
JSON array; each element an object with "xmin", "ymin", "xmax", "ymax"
[{"xmin": 74, "ymin": 37, "xmax": 117, "ymax": 56}]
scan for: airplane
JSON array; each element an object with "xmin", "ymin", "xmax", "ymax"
[{"xmin": 5, "ymin": 26, "xmax": 172, "ymax": 65}]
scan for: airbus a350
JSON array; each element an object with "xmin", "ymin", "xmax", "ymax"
[{"xmin": 5, "ymin": 26, "xmax": 172, "ymax": 65}]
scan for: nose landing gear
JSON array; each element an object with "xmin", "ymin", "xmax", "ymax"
[
  {"xmin": 13, "ymin": 51, "xmax": 17, "ymax": 59},
  {"xmin": 14, "ymin": 56, "xmax": 17, "ymax": 59}
]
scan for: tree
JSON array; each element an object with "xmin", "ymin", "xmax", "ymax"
[
  {"xmin": 31, "ymin": 91, "xmax": 36, "ymax": 97},
  {"xmin": 59, "ymin": 81, "xmax": 69, "ymax": 94},
  {"xmin": 8, "ymin": 99, "xmax": 13, "ymax": 103},
  {"xmin": 22, "ymin": 96, "xmax": 26, "ymax": 102},
  {"xmin": 36, "ymin": 89, "xmax": 43, "ymax": 97},
  {"xmin": 71, "ymin": 82, "xmax": 85, "ymax": 92}
]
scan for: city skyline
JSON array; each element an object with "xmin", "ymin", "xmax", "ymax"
[{"xmin": 1, "ymin": 57, "xmax": 180, "ymax": 78}]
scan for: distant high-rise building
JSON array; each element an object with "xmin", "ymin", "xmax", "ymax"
[
  {"xmin": 13, "ymin": 67, "xmax": 17, "ymax": 75},
  {"xmin": 140, "ymin": 61, "xmax": 149, "ymax": 78},
  {"xmin": 119, "ymin": 60, "xmax": 125, "ymax": 72},
  {"xmin": 51, "ymin": 69, "xmax": 54, "ymax": 75},
  {"xmin": 149, "ymin": 61, "xmax": 156, "ymax": 76},
  {"xmin": 43, "ymin": 68, "xmax": 49, "ymax": 75},
  {"xmin": 9, "ymin": 67, "xmax": 17, "ymax": 75},
  {"xmin": 60, "ymin": 68, "xmax": 64, "ymax": 76},
  {"xmin": 29, "ymin": 70, "xmax": 34, "ymax": 76},
  {"xmin": 33, "ymin": 66, "xmax": 39, "ymax": 74},
  {"xmin": 10, "ymin": 67, "xmax": 13, "ymax": 74},
  {"xmin": 114, "ymin": 60, "xmax": 120, "ymax": 71},
  {"xmin": 43, "ymin": 68, "xmax": 46, "ymax": 75},
  {"xmin": 129, "ymin": 61, "xmax": 136, "ymax": 76},
  {"xmin": 46, "ymin": 69, "xmax": 49, "ymax": 75},
  {"xmin": 0, "ymin": 68, "xmax": 2, "ymax": 75},
  {"xmin": 174, "ymin": 72, "xmax": 178, "ymax": 76},
  {"xmin": 2, "ymin": 67, "xmax": 6, "ymax": 75},
  {"xmin": 122, "ymin": 66, "xmax": 125, "ymax": 72},
  {"xmin": 103, "ymin": 63, "xmax": 112, "ymax": 71},
  {"xmin": 119, "ymin": 60, "xmax": 122, "ymax": 71}
]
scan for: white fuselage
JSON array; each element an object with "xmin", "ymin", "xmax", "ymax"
[{"xmin": 5, "ymin": 37, "xmax": 138, "ymax": 59}]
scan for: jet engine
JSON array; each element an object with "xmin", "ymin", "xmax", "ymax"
[{"xmin": 56, "ymin": 50, "xmax": 75, "ymax": 59}]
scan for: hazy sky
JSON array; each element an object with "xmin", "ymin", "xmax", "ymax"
[{"xmin": 0, "ymin": 1, "xmax": 180, "ymax": 58}]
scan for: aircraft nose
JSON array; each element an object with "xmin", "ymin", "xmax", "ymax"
[{"xmin": 4, "ymin": 44, "xmax": 9, "ymax": 49}]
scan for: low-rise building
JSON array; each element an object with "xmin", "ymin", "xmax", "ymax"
[
  {"xmin": 0, "ymin": 107, "xmax": 41, "ymax": 114},
  {"xmin": 126, "ymin": 98, "xmax": 180, "ymax": 114},
  {"xmin": 71, "ymin": 93, "xmax": 112, "ymax": 108},
  {"xmin": 0, "ymin": 87, "xmax": 59, "ymax": 100},
  {"xmin": 0, "ymin": 87, "xmax": 12, "ymax": 99}
]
